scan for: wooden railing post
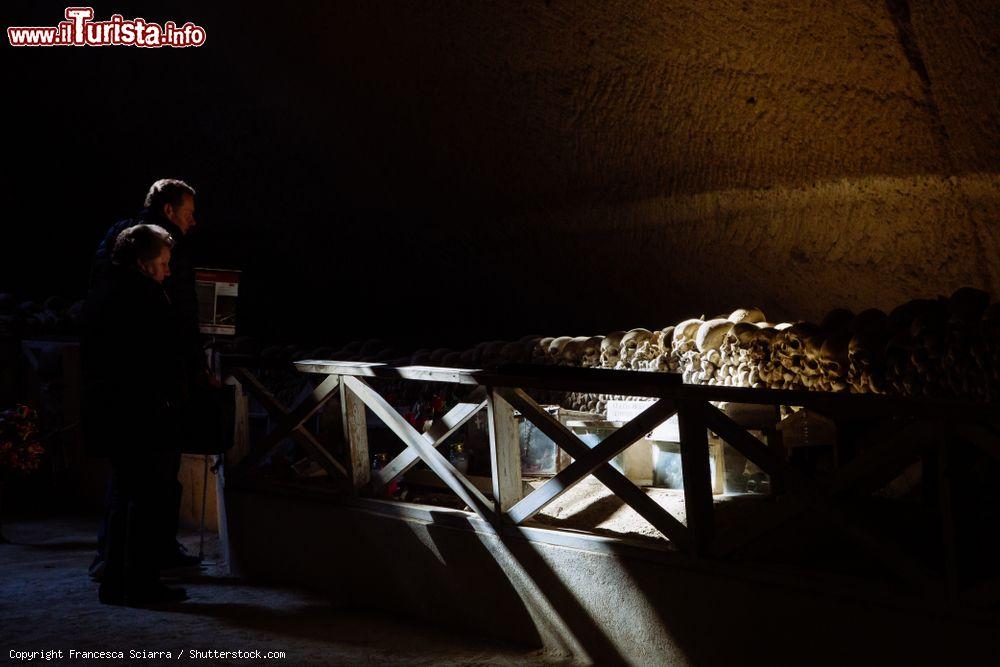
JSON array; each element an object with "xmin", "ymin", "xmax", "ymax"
[
  {"xmin": 340, "ymin": 376, "xmax": 370, "ymax": 493},
  {"xmin": 763, "ymin": 425, "xmax": 786, "ymax": 495},
  {"xmin": 937, "ymin": 425, "xmax": 959, "ymax": 606},
  {"xmin": 678, "ymin": 399, "xmax": 715, "ymax": 557},
  {"xmin": 224, "ymin": 374, "xmax": 251, "ymax": 466},
  {"xmin": 486, "ymin": 387, "xmax": 523, "ymax": 514}
]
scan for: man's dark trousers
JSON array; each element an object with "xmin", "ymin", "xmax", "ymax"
[{"xmin": 101, "ymin": 449, "xmax": 178, "ymax": 594}]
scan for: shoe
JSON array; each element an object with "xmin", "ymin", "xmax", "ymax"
[
  {"xmin": 157, "ymin": 545, "xmax": 201, "ymax": 570},
  {"xmin": 126, "ymin": 582, "xmax": 188, "ymax": 607}
]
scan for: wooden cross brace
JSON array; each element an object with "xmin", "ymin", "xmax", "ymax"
[
  {"xmin": 231, "ymin": 368, "xmax": 348, "ymax": 481},
  {"xmin": 371, "ymin": 387, "xmax": 488, "ymax": 493},
  {"xmin": 342, "ymin": 376, "xmax": 497, "ymax": 522},
  {"xmin": 495, "ymin": 389, "xmax": 699, "ymax": 548}
]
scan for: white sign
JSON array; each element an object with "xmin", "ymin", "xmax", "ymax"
[
  {"xmin": 196, "ymin": 268, "xmax": 240, "ymax": 335},
  {"xmin": 605, "ymin": 399, "xmax": 680, "ymax": 442}
]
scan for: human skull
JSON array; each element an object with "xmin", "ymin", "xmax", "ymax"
[
  {"xmin": 800, "ymin": 329, "xmax": 826, "ymax": 377},
  {"xmin": 559, "ymin": 336, "xmax": 592, "ymax": 366},
  {"xmin": 478, "ymin": 340, "xmax": 506, "ymax": 365},
  {"xmin": 672, "ymin": 318, "xmax": 704, "ymax": 353},
  {"xmin": 890, "ymin": 298, "xmax": 946, "ymax": 331},
  {"xmin": 695, "ymin": 318, "xmax": 734, "ymax": 354},
  {"xmin": 722, "ymin": 322, "xmax": 759, "ymax": 361},
  {"xmin": 847, "ymin": 329, "xmax": 887, "ymax": 393},
  {"xmin": 779, "ymin": 323, "xmax": 818, "ymax": 353},
  {"xmin": 619, "ymin": 328, "xmax": 653, "ymax": 369},
  {"xmin": 748, "ymin": 326, "xmax": 780, "ymax": 363},
  {"xmin": 908, "ymin": 315, "xmax": 948, "ymax": 373},
  {"xmin": 429, "ymin": 348, "xmax": 453, "ymax": 365},
  {"xmin": 849, "ymin": 308, "xmax": 889, "ymax": 334},
  {"xmin": 775, "ymin": 322, "xmax": 821, "ymax": 368},
  {"xmin": 500, "ymin": 340, "xmax": 532, "ymax": 364},
  {"xmin": 726, "ymin": 322, "xmax": 760, "ymax": 348},
  {"xmin": 450, "ymin": 347, "xmax": 472, "ymax": 366},
  {"xmin": 947, "ymin": 286, "xmax": 990, "ymax": 325},
  {"xmin": 655, "ymin": 326, "xmax": 675, "ymax": 353},
  {"xmin": 819, "ymin": 331, "xmax": 852, "ymax": 391},
  {"xmin": 653, "ymin": 327, "xmax": 677, "ymax": 370},
  {"xmin": 578, "ymin": 336, "xmax": 604, "ymax": 368},
  {"xmin": 547, "ymin": 336, "xmax": 574, "ymax": 363},
  {"xmin": 728, "ymin": 307, "xmax": 766, "ymax": 325},
  {"xmin": 533, "ymin": 337, "xmax": 555, "ymax": 363},
  {"xmin": 600, "ymin": 331, "xmax": 626, "ymax": 368}
]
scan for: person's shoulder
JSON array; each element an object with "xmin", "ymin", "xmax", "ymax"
[
  {"xmin": 109, "ymin": 215, "xmax": 144, "ymax": 237},
  {"xmin": 96, "ymin": 216, "xmax": 143, "ymax": 256}
]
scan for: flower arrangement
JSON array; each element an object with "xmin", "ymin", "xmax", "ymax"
[{"xmin": 0, "ymin": 404, "xmax": 45, "ymax": 477}]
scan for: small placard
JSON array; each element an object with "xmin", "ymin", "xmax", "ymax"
[
  {"xmin": 606, "ymin": 399, "xmax": 680, "ymax": 442},
  {"xmin": 195, "ymin": 268, "xmax": 240, "ymax": 335}
]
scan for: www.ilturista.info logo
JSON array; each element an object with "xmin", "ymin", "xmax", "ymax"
[{"xmin": 8, "ymin": 7, "xmax": 206, "ymax": 48}]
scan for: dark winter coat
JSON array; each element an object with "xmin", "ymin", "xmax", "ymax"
[
  {"xmin": 81, "ymin": 264, "xmax": 186, "ymax": 457},
  {"xmin": 92, "ymin": 210, "xmax": 203, "ymax": 379}
]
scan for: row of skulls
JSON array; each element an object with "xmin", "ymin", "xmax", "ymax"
[
  {"xmin": 525, "ymin": 287, "xmax": 1000, "ymax": 406},
  {"xmin": 237, "ymin": 286, "xmax": 999, "ymax": 416}
]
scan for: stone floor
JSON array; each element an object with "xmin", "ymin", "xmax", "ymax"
[{"xmin": 0, "ymin": 514, "xmax": 565, "ymax": 666}]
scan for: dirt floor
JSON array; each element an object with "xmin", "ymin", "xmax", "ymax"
[
  {"xmin": 0, "ymin": 515, "xmax": 565, "ymax": 666},
  {"xmin": 527, "ymin": 477, "xmax": 769, "ymax": 543}
]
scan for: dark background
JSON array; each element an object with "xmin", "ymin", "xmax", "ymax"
[
  {"xmin": 2, "ymin": 1, "xmax": 998, "ymax": 352},
  {"xmin": 1, "ymin": 2, "xmax": 540, "ymax": 350}
]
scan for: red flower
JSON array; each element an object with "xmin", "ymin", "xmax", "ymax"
[{"xmin": 0, "ymin": 404, "xmax": 44, "ymax": 475}]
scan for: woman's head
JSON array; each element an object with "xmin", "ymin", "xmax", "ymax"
[{"xmin": 111, "ymin": 224, "xmax": 175, "ymax": 283}]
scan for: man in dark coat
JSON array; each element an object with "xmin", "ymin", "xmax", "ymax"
[
  {"xmin": 82, "ymin": 224, "xmax": 188, "ymax": 605},
  {"xmin": 89, "ymin": 179, "xmax": 204, "ymax": 576}
]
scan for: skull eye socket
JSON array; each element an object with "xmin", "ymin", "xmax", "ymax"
[
  {"xmin": 788, "ymin": 339, "xmax": 801, "ymax": 350},
  {"xmin": 827, "ymin": 362, "xmax": 841, "ymax": 374}
]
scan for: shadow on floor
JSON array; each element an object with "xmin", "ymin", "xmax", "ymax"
[
  {"xmin": 21, "ymin": 540, "xmax": 97, "ymax": 551},
  {"xmin": 164, "ymin": 602, "xmax": 352, "ymax": 643}
]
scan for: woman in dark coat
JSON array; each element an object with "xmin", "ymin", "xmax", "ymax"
[{"xmin": 81, "ymin": 223, "xmax": 188, "ymax": 605}]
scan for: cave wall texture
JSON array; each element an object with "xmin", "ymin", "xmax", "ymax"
[
  {"xmin": 232, "ymin": 0, "xmax": 1000, "ymax": 338},
  {"xmin": 4, "ymin": 0, "xmax": 999, "ymax": 344}
]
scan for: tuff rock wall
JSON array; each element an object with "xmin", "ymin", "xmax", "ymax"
[{"xmin": 238, "ymin": 0, "xmax": 1000, "ymax": 328}]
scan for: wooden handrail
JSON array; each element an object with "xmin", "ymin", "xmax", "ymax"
[{"xmin": 292, "ymin": 359, "xmax": 998, "ymax": 421}]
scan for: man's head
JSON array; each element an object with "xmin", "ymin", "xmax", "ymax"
[
  {"xmin": 144, "ymin": 178, "xmax": 196, "ymax": 234},
  {"xmin": 111, "ymin": 224, "xmax": 175, "ymax": 284}
]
